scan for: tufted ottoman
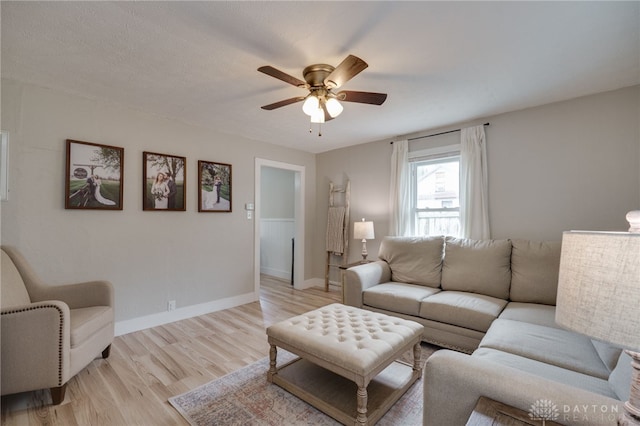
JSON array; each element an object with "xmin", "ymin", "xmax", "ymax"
[{"xmin": 266, "ymin": 303, "xmax": 424, "ymax": 425}]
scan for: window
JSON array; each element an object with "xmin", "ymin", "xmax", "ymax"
[{"xmin": 410, "ymin": 148, "xmax": 460, "ymax": 237}]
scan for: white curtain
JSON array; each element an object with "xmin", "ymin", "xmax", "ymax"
[
  {"xmin": 390, "ymin": 139, "xmax": 411, "ymax": 236},
  {"xmin": 460, "ymin": 125, "xmax": 490, "ymax": 239}
]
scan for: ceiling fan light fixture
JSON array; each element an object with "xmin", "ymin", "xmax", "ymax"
[
  {"xmin": 302, "ymin": 95, "xmax": 319, "ymax": 116},
  {"xmin": 325, "ymin": 97, "xmax": 343, "ymax": 118},
  {"xmin": 310, "ymin": 107, "xmax": 325, "ymax": 124}
]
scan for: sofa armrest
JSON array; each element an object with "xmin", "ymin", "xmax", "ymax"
[
  {"xmin": 32, "ymin": 280, "xmax": 114, "ymax": 309},
  {"xmin": 344, "ymin": 260, "xmax": 391, "ymax": 308},
  {"xmin": 424, "ymin": 350, "xmax": 624, "ymax": 426},
  {"xmin": 1, "ymin": 301, "xmax": 71, "ymax": 395}
]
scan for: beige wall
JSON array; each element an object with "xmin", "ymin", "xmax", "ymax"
[
  {"xmin": 260, "ymin": 167, "xmax": 295, "ymax": 219},
  {"xmin": 3, "ymin": 79, "xmax": 638, "ymax": 328},
  {"xmin": 0, "ymin": 79, "xmax": 316, "ymax": 327},
  {"xmin": 315, "ymin": 139, "xmax": 392, "ymax": 283},
  {"xmin": 314, "ymin": 85, "xmax": 640, "ymax": 278},
  {"xmin": 487, "ymin": 86, "xmax": 639, "ymax": 238}
]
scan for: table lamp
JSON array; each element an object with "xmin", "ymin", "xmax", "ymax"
[
  {"xmin": 354, "ymin": 218, "xmax": 375, "ymax": 261},
  {"xmin": 555, "ymin": 211, "xmax": 640, "ymax": 425}
]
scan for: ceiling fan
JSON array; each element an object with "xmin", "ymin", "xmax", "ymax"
[{"xmin": 258, "ymin": 55, "xmax": 387, "ymax": 134}]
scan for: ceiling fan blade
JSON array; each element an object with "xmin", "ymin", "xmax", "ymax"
[
  {"xmin": 337, "ymin": 90, "xmax": 387, "ymax": 105},
  {"xmin": 261, "ymin": 96, "xmax": 305, "ymax": 110},
  {"xmin": 258, "ymin": 66, "xmax": 307, "ymax": 88},
  {"xmin": 324, "ymin": 55, "xmax": 368, "ymax": 89}
]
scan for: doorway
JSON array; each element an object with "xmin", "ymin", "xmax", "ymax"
[{"xmin": 254, "ymin": 158, "xmax": 305, "ymax": 295}]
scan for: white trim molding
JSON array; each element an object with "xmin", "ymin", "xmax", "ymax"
[
  {"xmin": 114, "ymin": 291, "xmax": 258, "ymax": 336},
  {"xmin": 255, "ymin": 158, "xmax": 305, "ymax": 291}
]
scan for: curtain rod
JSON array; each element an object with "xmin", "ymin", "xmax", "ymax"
[{"xmin": 391, "ymin": 122, "xmax": 490, "ymax": 144}]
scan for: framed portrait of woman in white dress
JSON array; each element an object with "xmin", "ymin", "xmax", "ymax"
[
  {"xmin": 65, "ymin": 139, "xmax": 124, "ymax": 210},
  {"xmin": 198, "ymin": 160, "xmax": 231, "ymax": 212},
  {"xmin": 143, "ymin": 151, "xmax": 186, "ymax": 211}
]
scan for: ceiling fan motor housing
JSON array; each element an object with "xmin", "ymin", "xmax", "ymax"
[{"xmin": 303, "ymin": 64, "xmax": 335, "ymax": 88}]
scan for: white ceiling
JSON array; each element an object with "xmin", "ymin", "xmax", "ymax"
[{"xmin": 2, "ymin": 1, "xmax": 639, "ymax": 154}]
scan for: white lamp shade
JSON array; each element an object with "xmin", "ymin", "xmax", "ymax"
[
  {"xmin": 555, "ymin": 231, "xmax": 640, "ymax": 350},
  {"xmin": 354, "ymin": 221, "xmax": 375, "ymax": 240},
  {"xmin": 325, "ymin": 98, "xmax": 344, "ymax": 118},
  {"xmin": 310, "ymin": 107, "xmax": 325, "ymax": 123},
  {"xmin": 302, "ymin": 95, "xmax": 319, "ymax": 116}
]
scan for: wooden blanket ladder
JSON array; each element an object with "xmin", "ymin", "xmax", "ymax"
[{"xmin": 325, "ymin": 181, "xmax": 350, "ymax": 291}]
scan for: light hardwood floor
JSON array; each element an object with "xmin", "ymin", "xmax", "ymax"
[{"xmin": 1, "ymin": 276, "xmax": 341, "ymax": 426}]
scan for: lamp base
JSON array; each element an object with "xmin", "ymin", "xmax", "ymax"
[
  {"xmin": 361, "ymin": 239, "xmax": 368, "ymax": 261},
  {"xmin": 619, "ymin": 350, "xmax": 640, "ymax": 425}
]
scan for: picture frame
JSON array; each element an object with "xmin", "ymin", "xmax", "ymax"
[
  {"xmin": 198, "ymin": 160, "xmax": 232, "ymax": 212},
  {"xmin": 65, "ymin": 139, "xmax": 124, "ymax": 210},
  {"xmin": 143, "ymin": 151, "xmax": 186, "ymax": 211}
]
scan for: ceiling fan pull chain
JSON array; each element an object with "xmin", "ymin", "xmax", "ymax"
[{"xmin": 309, "ymin": 120, "xmax": 322, "ymax": 137}]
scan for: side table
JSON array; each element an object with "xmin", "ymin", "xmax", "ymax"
[{"xmin": 338, "ymin": 260, "xmax": 373, "ymax": 303}]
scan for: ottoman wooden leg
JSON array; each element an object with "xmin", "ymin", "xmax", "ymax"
[
  {"xmin": 413, "ymin": 342, "xmax": 422, "ymax": 373},
  {"xmin": 356, "ymin": 385, "xmax": 368, "ymax": 425},
  {"xmin": 267, "ymin": 344, "xmax": 277, "ymax": 382}
]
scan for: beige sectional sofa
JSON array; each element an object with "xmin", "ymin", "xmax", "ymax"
[{"xmin": 343, "ymin": 236, "xmax": 630, "ymax": 425}]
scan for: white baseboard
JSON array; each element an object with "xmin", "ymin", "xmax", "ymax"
[
  {"xmin": 115, "ymin": 278, "xmax": 341, "ymax": 336},
  {"xmin": 295, "ymin": 277, "xmax": 321, "ymax": 290},
  {"xmin": 114, "ymin": 291, "xmax": 258, "ymax": 336},
  {"xmin": 260, "ymin": 267, "xmax": 291, "ymax": 281}
]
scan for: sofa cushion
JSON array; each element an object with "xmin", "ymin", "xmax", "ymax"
[
  {"xmin": 510, "ymin": 239, "xmax": 561, "ymax": 305},
  {"xmin": 363, "ymin": 283, "xmax": 440, "ymax": 316},
  {"xmin": 419, "ymin": 291, "xmax": 507, "ymax": 333},
  {"xmin": 498, "ymin": 302, "xmax": 559, "ymax": 329},
  {"xmin": 472, "ymin": 348, "xmax": 619, "ymax": 399},
  {"xmin": 378, "ymin": 236, "xmax": 444, "ymax": 288},
  {"xmin": 70, "ymin": 306, "xmax": 113, "ymax": 348},
  {"xmin": 441, "ymin": 237, "xmax": 512, "ymax": 299},
  {"xmin": 1, "ymin": 250, "xmax": 31, "ymax": 309},
  {"xmin": 591, "ymin": 339, "xmax": 624, "ymax": 373},
  {"xmin": 609, "ymin": 350, "xmax": 632, "ymax": 401},
  {"xmin": 479, "ymin": 319, "xmax": 610, "ymax": 379}
]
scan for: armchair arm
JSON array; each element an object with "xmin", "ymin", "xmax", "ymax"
[
  {"xmin": 31, "ymin": 280, "xmax": 114, "ymax": 309},
  {"xmin": 344, "ymin": 260, "xmax": 391, "ymax": 308},
  {"xmin": 1, "ymin": 301, "xmax": 71, "ymax": 395},
  {"xmin": 424, "ymin": 350, "xmax": 624, "ymax": 426}
]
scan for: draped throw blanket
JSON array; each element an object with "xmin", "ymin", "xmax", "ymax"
[{"xmin": 326, "ymin": 206, "xmax": 346, "ymax": 254}]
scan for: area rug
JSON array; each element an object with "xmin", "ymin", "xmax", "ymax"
[{"xmin": 169, "ymin": 346, "xmax": 436, "ymax": 426}]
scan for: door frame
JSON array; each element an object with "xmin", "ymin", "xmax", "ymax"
[{"xmin": 254, "ymin": 158, "xmax": 305, "ymax": 294}]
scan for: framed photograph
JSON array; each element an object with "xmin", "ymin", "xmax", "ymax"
[
  {"xmin": 143, "ymin": 151, "xmax": 186, "ymax": 211},
  {"xmin": 65, "ymin": 139, "xmax": 124, "ymax": 210},
  {"xmin": 198, "ymin": 160, "xmax": 232, "ymax": 212}
]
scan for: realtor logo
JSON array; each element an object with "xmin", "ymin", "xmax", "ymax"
[{"xmin": 529, "ymin": 399, "xmax": 560, "ymax": 424}]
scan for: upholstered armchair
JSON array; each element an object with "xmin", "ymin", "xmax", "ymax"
[{"xmin": 1, "ymin": 246, "xmax": 114, "ymax": 404}]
